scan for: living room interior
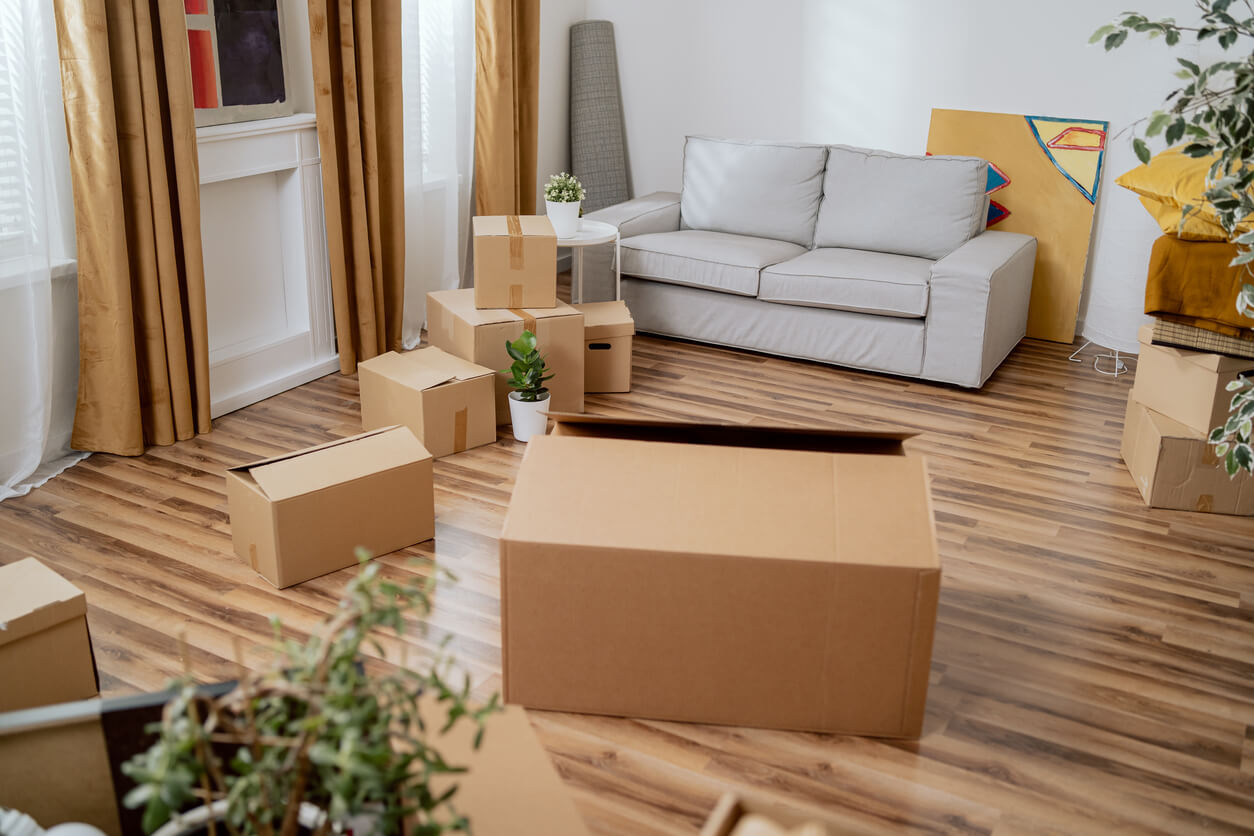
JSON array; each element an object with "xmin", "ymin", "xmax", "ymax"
[{"xmin": 1, "ymin": 0, "xmax": 1253, "ymax": 834}]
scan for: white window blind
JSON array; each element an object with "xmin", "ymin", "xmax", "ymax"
[{"xmin": 0, "ymin": 7, "xmax": 28, "ymax": 259}]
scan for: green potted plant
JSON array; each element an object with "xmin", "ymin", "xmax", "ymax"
[
  {"xmin": 1095, "ymin": 2, "xmax": 1254, "ymax": 475},
  {"xmin": 502, "ymin": 330, "xmax": 554, "ymax": 443},
  {"xmin": 542, "ymin": 172, "xmax": 586, "ymax": 239},
  {"xmin": 121, "ymin": 554, "xmax": 501, "ymax": 836}
]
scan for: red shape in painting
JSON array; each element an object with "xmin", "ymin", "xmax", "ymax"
[
  {"xmin": 187, "ymin": 29, "xmax": 218, "ymax": 109},
  {"xmin": 1046, "ymin": 127, "xmax": 1106, "ymax": 152}
]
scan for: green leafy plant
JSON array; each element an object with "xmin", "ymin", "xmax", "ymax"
[
  {"xmin": 1209, "ymin": 376, "xmax": 1254, "ymax": 474},
  {"xmin": 542, "ymin": 172, "xmax": 585, "ymax": 204},
  {"xmin": 502, "ymin": 330, "xmax": 553, "ymax": 402},
  {"xmin": 122, "ymin": 554, "xmax": 501, "ymax": 836},
  {"xmin": 1095, "ymin": 1, "xmax": 1254, "ymax": 474}
]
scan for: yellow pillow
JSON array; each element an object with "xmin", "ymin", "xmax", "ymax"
[{"xmin": 1116, "ymin": 146, "xmax": 1249, "ymax": 240}]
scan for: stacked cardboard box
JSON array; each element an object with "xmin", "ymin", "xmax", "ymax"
[
  {"xmin": 1122, "ymin": 324, "xmax": 1254, "ymax": 515},
  {"xmin": 472, "ymin": 216, "xmax": 558, "ymax": 309},
  {"xmin": 500, "ymin": 414, "xmax": 940, "ymax": 738}
]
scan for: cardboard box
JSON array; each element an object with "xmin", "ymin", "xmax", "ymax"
[
  {"xmin": 426, "ymin": 288, "xmax": 585, "ymax": 424},
  {"xmin": 358, "ymin": 347, "xmax": 497, "ymax": 458},
  {"xmin": 499, "ymin": 414, "xmax": 940, "ymax": 738},
  {"xmin": 424, "ymin": 699, "xmax": 589, "ymax": 835},
  {"xmin": 226, "ymin": 427, "xmax": 435, "ymax": 588},
  {"xmin": 0, "ymin": 558, "xmax": 100, "ymax": 713},
  {"xmin": 1134, "ymin": 323, "xmax": 1254, "ymax": 436},
  {"xmin": 701, "ymin": 792, "xmax": 845, "ymax": 836},
  {"xmin": 575, "ymin": 300, "xmax": 634, "ymax": 393},
  {"xmin": 472, "ymin": 215, "xmax": 557, "ymax": 309},
  {"xmin": 1121, "ymin": 396, "xmax": 1254, "ymax": 515}
]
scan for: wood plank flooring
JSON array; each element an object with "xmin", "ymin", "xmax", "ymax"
[{"xmin": 2, "ymin": 324, "xmax": 1254, "ymax": 834}]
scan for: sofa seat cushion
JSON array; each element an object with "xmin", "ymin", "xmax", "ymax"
[
  {"xmin": 759, "ymin": 247, "xmax": 934, "ymax": 318},
  {"xmin": 621, "ymin": 230, "xmax": 806, "ymax": 297}
]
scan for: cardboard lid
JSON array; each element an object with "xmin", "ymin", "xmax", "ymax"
[
  {"xmin": 1141, "ymin": 401, "xmax": 1207, "ymax": 441},
  {"xmin": 427, "ymin": 288, "xmax": 581, "ymax": 326},
  {"xmin": 1139, "ymin": 323, "xmax": 1254, "ymax": 372},
  {"xmin": 229, "ymin": 426, "xmax": 432, "ymax": 502},
  {"xmin": 574, "ymin": 301, "xmax": 635, "ymax": 339},
  {"xmin": 0, "ymin": 557, "xmax": 87, "ymax": 649},
  {"xmin": 358, "ymin": 347, "xmax": 492, "ymax": 391},
  {"xmin": 472, "ymin": 215, "xmax": 556, "ymax": 239},
  {"xmin": 508, "ymin": 415, "xmax": 935, "ymax": 569}
]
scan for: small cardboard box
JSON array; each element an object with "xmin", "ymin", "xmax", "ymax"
[
  {"xmin": 1121, "ymin": 396, "xmax": 1254, "ymax": 515},
  {"xmin": 424, "ymin": 699, "xmax": 589, "ymax": 835},
  {"xmin": 0, "ymin": 558, "xmax": 99, "ymax": 713},
  {"xmin": 226, "ymin": 427, "xmax": 435, "ymax": 588},
  {"xmin": 500, "ymin": 414, "xmax": 940, "ymax": 738},
  {"xmin": 575, "ymin": 300, "xmax": 634, "ymax": 393},
  {"xmin": 359, "ymin": 347, "xmax": 497, "ymax": 458},
  {"xmin": 426, "ymin": 288, "xmax": 584, "ymax": 424},
  {"xmin": 700, "ymin": 792, "xmax": 845, "ymax": 836},
  {"xmin": 1134, "ymin": 323, "xmax": 1254, "ymax": 436},
  {"xmin": 472, "ymin": 215, "xmax": 557, "ymax": 309}
]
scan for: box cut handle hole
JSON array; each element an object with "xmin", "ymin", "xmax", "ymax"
[{"xmin": 588, "ymin": 343, "xmax": 613, "ymax": 350}]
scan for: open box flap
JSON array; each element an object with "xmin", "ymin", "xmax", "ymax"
[
  {"xmin": 230, "ymin": 427, "xmax": 431, "ymax": 502},
  {"xmin": 427, "ymin": 289, "xmax": 581, "ymax": 327},
  {"xmin": 575, "ymin": 301, "xmax": 635, "ymax": 340},
  {"xmin": 547, "ymin": 412, "xmax": 914, "ymax": 454},
  {"xmin": 361, "ymin": 348, "xmax": 492, "ymax": 391},
  {"xmin": 0, "ymin": 557, "xmax": 87, "ymax": 648}
]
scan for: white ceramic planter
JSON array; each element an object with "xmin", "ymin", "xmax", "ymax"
[
  {"xmin": 152, "ymin": 801, "xmax": 327, "ymax": 836},
  {"xmin": 545, "ymin": 199, "xmax": 581, "ymax": 238},
  {"xmin": 508, "ymin": 391, "xmax": 551, "ymax": 442}
]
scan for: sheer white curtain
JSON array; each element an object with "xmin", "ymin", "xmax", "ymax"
[
  {"xmin": 401, "ymin": 0, "xmax": 476, "ymax": 348},
  {"xmin": 0, "ymin": 0, "xmax": 85, "ymax": 501}
]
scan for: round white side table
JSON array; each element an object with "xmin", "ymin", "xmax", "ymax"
[{"xmin": 556, "ymin": 219, "xmax": 620, "ymax": 304}]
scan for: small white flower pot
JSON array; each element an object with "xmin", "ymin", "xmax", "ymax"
[
  {"xmin": 545, "ymin": 199, "xmax": 581, "ymax": 238},
  {"xmin": 508, "ymin": 391, "xmax": 551, "ymax": 442}
]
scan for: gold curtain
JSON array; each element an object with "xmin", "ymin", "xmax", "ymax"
[
  {"xmin": 307, "ymin": 0, "xmax": 405, "ymax": 374},
  {"xmin": 53, "ymin": 0, "xmax": 212, "ymax": 456},
  {"xmin": 474, "ymin": 0, "xmax": 540, "ymax": 215}
]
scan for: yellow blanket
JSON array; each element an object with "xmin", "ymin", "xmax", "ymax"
[{"xmin": 1144, "ymin": 235, "xmax": 1254, "ymax": 338}]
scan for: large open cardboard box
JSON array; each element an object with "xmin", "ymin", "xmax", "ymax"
[
  {"xmin": 500, "ymin": 414, "xmax": 941, "ymax": 738},
  {"xmin": 358, "ymin": 347, "xmax": 497, "ymax": 458},
  {"xmin": 226, "ymin": 427, "xmax": 435, "ymax": 588},
  {"xmin": 1121, "ymin": 396, "xmax": 1253, "ymax": 515},
  {"xmin": 472, "ymin": 215, "xmax": 557, "ymax": 309},
  {"xmin": 574, "ymin": 300, "xmax": 634, "ymax": 393},
  {"xmin": 1133, "ymin": 323, "xmax": 1254, "ymax": 436},
  {"xmin": 427, "ymin": 288, "xmax": 584, "ymax": 424},
  {"xmin": 0, "ymin": 558, "xmax": 99, "ymax": 713}
]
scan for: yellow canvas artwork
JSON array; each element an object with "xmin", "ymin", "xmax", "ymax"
[{"xmin": 927, "ymin": 109, "xmax": 1109, "ymax": 343}]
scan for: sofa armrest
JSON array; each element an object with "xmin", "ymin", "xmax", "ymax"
[
  {"xmin": 584, "ymin": 191, "xmax": 681, "ymax": 238},
  {"xmin": 922, "ymin": 230, "xmax": 1037, "ymax": 388}
]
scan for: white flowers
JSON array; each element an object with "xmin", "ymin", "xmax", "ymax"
[{"xmin": 544, "ymin": 172, "xmax": 586, "ymax": 203}]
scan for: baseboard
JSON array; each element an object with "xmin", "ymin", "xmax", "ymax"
[{"xmin": 210, "ymin": 355, "xmax": 340, "ymax": 419}]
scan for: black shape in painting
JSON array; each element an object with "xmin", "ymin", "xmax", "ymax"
[{"xmin": 215, "ymin": 4, "xmax": 285, "ymax": 107}]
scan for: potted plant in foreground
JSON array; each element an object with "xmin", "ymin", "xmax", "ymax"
[
  {"xmin": 543, "ymin": 172, "xmax": 585, "ymax": 238},
  {"xmin": 502, "ymin": 330, "xmax": 553, "ymax": 443},
  {"xmin": 122, "ymin": 554, "xmax": 501, "ymax": 836}
]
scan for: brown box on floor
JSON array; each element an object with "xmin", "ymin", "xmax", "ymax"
[
  {"xmin": 0, "ymin": 558, "xmax": 99, "ymax": 713},
  {"xmin": 1121, "ymin": 396, "xmax": 1254, "ymax": 515},
  {"xmin": 426, "ymin": 288, "xmax": 584, "ymax": 424},
  {"xmin": 226, "ymin": 426, "xmax": 435, "ymax": 588},
  {"xmin": 472, "ymin": 215, "xmax": 557, "ymax": 309},
  {"xmin": 358, "ymin": 347, "xmax": 497, "ymax": 458},
  {"xmin": 575, "ymin": 300, "xmax": 634, "ymax": 393},
  {"xmin": 499, "ymin": 414, "xmax": 941, "ymax": 738},
  {"xmin": 1133, "ymin": 323, "xmax": 1254, "ymax": 436},
  {"xmin": 701, "ymin": 792, "xmax": 846, "ymax": 836}
]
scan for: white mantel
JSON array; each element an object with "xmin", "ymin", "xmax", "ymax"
[{"xmin": 197, "ymin": 113, "xmax": 338, "ymax": 418}]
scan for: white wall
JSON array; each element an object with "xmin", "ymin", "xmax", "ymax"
[
  {"xmin": 585, "ymin": 0, "xmax": 1196, "ymax": 352},
  {"xmin": 537, "ymin": 0, "xmax": 590, "ymax": 210}
]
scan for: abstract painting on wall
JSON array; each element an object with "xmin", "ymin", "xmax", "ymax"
[
  {"xmin": 927, "ymin": 109, "xmax": 1109, "ymax": 343},
  {"xmin": 186, "ymin": 0, "xmax": 293, "ymax": 128}
]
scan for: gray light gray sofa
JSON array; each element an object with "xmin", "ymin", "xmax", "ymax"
[{"xmin": 583, "ymin": 137, "xmax": 1037, "ymax": 388}]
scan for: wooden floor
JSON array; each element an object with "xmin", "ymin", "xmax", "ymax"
[{"xmin": 3, "ymin": 327, "xmax": 1254, "ymax": 834}]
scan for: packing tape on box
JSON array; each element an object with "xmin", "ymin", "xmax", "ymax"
[
  {"xmin": 453, "ymin": 407, "xmax": 467, "ymax": 453},
  {"xmin": 507, "ymin": 215, "xmax": 524, "ymax": 269},
  {"xmin": 1196, "ymin": 494, "xmax": 1214, "ymax": 512},
  {"xmin": 507, "ymin": 284, "xmax": 524, "ymax": 307},
  {"xmin": 248, "ymin": 544, "xmax": 259, "ymax": 572},
  {"xmin": 509, "ymin": 308, "xmax": 538, "ymax": 334}
]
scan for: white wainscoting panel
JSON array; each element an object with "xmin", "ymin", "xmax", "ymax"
[{"xmin": 197, "ymin": 113, "xmax": 339, "ymax": 418}]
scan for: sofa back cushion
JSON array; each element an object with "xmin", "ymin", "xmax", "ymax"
[
  {"xmin": 680, "ymin": 137, "xmax": 828, "ymax": 247},
  {"xmin": 814, "ymin": 145, "xmax": 988, "ymax": 259}
]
